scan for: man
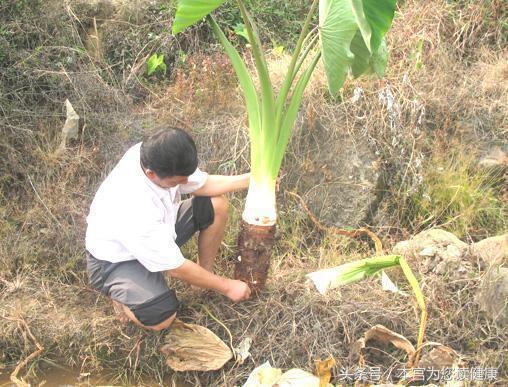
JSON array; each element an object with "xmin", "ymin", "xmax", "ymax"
[{"xmin": 85, "ymin": 127, "xmax": 251, "ymax": 331}]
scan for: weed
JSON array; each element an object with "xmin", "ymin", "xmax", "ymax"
[{"xmin": 404, "ymin": 150, "xmax": 507, "ymax": 239}]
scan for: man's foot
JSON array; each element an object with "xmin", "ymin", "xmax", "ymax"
[{"xmin": 112, "ymin": 299, "xmax": 130, "ymax": 325}]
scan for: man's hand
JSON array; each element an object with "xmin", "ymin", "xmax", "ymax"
[{"xmin": 223, "ymin": 279, "xmax": 251, "ymax": 302}]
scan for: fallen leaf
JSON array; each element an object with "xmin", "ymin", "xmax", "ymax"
[
  {"xmin": 314, "ymin": 356, "xmax": 336, "ymax": 386},
  {"xmin": 350, "ymin": 325, "xmax": 415, "ymax": 367},
  {"xmin": 278, "ymin": 368, "xmax": 323, "ymax": 386},
  {"xmin": 243, "ymin": 362, "xmax": 326, "ymax": 387},
  {"xmin": 160, "ymin": 319, "xmax": 232, "ymax": 371},
  {"xmin": 243, "ymin": 362, "xmax": 282, "ymax": 387}
]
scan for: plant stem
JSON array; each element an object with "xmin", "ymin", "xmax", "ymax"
[
  {"xmin": 399, "ymin": 257, "xmax": 427, "ymax": 367},
  {"xmin": 275, "ymin": 0, "xmax": 319, "ymax": 127}
]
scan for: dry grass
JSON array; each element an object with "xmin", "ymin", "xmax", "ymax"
[{"xmin": 1, "ymin": 0, "xmax": 507, "ymax": 385}]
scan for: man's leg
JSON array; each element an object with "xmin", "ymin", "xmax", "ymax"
[
  {"xmin": 87, "ymin": 254, "xmax": 180, "ymax": 331},
  {"xmin": 197, "ymin": 195, "xmax": 229, "ymax": 272},
  {"xmin": 113, "ymin": 300, "xmax": 176, "ymax": 331}
]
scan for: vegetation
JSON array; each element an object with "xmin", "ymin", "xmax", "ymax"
[
  {"xmin": 0, "ymin": 0, "xmax": 506, "ymax": 385},
  {"xmin": 405, "ymin": 150, "xmax": 507, "ymax": 239}
]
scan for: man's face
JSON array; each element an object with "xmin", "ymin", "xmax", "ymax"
[{"xmin": 145, "ymin": 170, "xmax": 189, "ymax": 188}]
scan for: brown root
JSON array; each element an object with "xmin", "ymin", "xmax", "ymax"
[{"xmin": 235, "ymin": 220, "xmax": 276, "ymax": 292}]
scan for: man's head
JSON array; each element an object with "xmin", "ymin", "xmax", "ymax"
[{"xmin": 140, "ymin": 128, "xmax": 198, "ymax": 188}]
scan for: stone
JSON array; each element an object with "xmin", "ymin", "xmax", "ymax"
[
  {"xmin": 478, "ymin": 147, "xmax": 508, "ymax": 169},
  {"xmin": 470, "ymin": 234, "xmax": 508, "ymax": 266},
  {"xmin": 393, "ymin": 229, "xmax": 469, "ymax": 275},
  {"xmin": 284, "ymin": 119, "xmax": 380, "ymax": 228},
  {"xmin": 477, "ymin": 267, "xmax": 508, "ymax": 325}
]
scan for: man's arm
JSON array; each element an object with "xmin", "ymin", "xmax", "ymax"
[
  {"xmin": 167, "ymin": 259, "xmax": 251, "ymax": 302},
  {"xmin": 191, "ymin": 173, "xmax": 250, "ymax": 197}
]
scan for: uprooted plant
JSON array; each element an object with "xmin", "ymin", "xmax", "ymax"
[
  {"xmin": 307, "ymin": 254, "xmax": 427, "ymax": 366},
  {"xmin": 172, "ymin": 0, "xmax": 398, "ymax": 290}
]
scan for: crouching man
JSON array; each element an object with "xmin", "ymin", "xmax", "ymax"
[{"xmin": 85, "ymin": 128, "xmax": 251, "ymax": 331}]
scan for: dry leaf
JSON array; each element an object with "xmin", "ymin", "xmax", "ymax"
[
  {"xmin": 350, "ymin": 325, "xmax": 416, "ymax": 366},
  {"xmin": 278, "ymin": 369, "xmax": 323, "ymax": 386},
  {"xmin": 314, "ymin": 356, "xmax": 336, "ymax": 386},
  {"xmin": 243, "ymin": 362, "xmax": 282, "ymax": 387},
  {"xmin": 243, "ymin": 362, "xmax": 325, "ymax": 387},
  {"xmin": 160, "ymin": 319, "xmax": 232, "ymax": 371}
]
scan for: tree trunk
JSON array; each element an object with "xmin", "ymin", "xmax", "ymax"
[{"xmin": 235, "ymin": 220, "xmax": 276, "ymax": 292}]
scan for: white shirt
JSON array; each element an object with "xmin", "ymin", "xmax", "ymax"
[{"xmin": 85, "ymin": 143, "xmax": 208, "ymax": 272}]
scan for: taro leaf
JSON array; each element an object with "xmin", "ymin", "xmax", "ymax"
[
  {"xmin": 351, "ymin": 0, "xmax": 397, "ymax": 53},
  {"xmin": 160, "ymin": 319, "xmax": 232, "ymax": 371},
  {"xmin": 350, "ymin": 32, "xmax": 388, "ymax": 78},
  {"xmin": 361, "ymin": 0, "xmax": 397, "ymax": 52},
  {"xmin": 172, "ymin": 0, "xmax": 226, "ymax": 35},
  {"xmin": 319, "ymin": 0, "xmax": 357, "ymax": 95},
  {"xmin": 351, "ymin": 0, "xmax": 373, "ymax": 52},
  {"xmin": 319, "ymin": 0, "xmax": 396, "ymax": 94}
]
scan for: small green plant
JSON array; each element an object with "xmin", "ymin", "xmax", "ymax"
[
  {"xmin": 146, "ymin": 53, "xmax": 166, "ymax": 76},
  {"xmin": 407, "ymin": 151, "xmax": 506, "ymax": 239}
]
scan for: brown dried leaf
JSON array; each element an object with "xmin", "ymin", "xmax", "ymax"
[
  {"xmin": 350, "ymin": 325, "xmax": 416, "ymax": 366},
  {"xmin": 160, "ymin": 319, "xmax": 233, "ymax": 371},
  {"xmin": 314, "ymin": 356, "xmax": 336, "ymax": 386}
]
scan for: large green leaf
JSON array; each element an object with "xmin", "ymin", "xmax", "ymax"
[
  {"xmin": 361, "ymin": 0, "xmax": 396, "ymax": 51},
  {"xmin": 350, "ymin": 0, "xmax": 372, "ymax": 52},
  {"xmin": 319, "ymin": 0, "xmax": 358, "ymax": 95},
  {"xmin": 350, "ymin": 32, "xmax": 388, "ymax": 77},
  {"xmin": 172, "ymin": 0, "xmax": 226, "ymax": 34}
]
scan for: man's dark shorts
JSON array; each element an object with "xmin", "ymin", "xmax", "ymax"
[{"xmin": 86, "ymin": 196, "xmax": 214, "ymax": 327}]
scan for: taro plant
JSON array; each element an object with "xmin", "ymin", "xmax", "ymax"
[
  {"xmin": 307, "ymin": 255, "xmax": 427, "ymax": 364},
  {"xmin": 172, "ymin": 0, "xmax": 397, "ymax": 290}
]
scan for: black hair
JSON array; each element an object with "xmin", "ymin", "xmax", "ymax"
[{"xmin": 140, "ymin": 128, "xmax": 198, "ymax": 178}]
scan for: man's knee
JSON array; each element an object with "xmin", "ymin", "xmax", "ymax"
[
  {"xmin": 122, "ymin": 303, "xmax": 177, "ymax": 331},
  {"xmin": 211, "ymin": 195, "xmax": 228, "ymax": 218},
  {"xmin": 145, "ymin": 312, "xmax": 177, "ymax": 331}
]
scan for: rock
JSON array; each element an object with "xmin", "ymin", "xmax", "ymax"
[
  {"xmin": 470, "ymin": 234, "xmax": 508, "ymax": 266},
  {"xmin": 478, "ymin": 147, "xmax": 508, "ymax": 169},
  {"xmin": 477, "ymin": 267, "xmax": 508, "ymax": 325},
  {"xmin": 284, "ymin": 119, "xmax": 380, "ymax": 228},
  {"xmin": 417, "ymin": 345, "xmax": 461, "ymax": 369},
  {"xmin": 393, "ymin": 229, "xmax": 469, "ymax": 275}
]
